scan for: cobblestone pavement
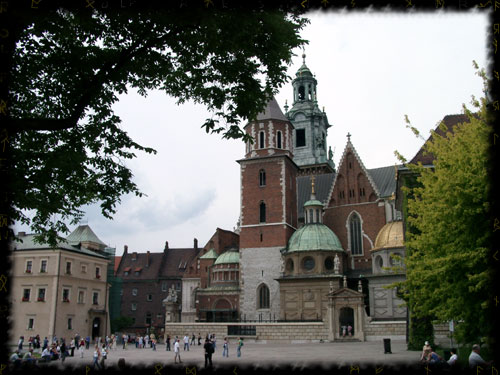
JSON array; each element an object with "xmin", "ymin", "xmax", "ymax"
[{"xmin": 34, "ymin": 340, "xmax": 421, "ymax": 369}]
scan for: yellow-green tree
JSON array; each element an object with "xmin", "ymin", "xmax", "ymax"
[{"xmin": 398, "ymin": 65, "xmax": 492, "ymax": 344}]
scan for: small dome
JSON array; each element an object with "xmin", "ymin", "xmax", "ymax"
[
  {"xmin": 303, "ymin": 199, "xmax": 323, "ymax": 208},
  {"xmin": 372, "ymin": 221, "xmax": 404, "ymax": 251},
  {"xmin": 296, "ymin": 64, "xmax": 313, "ymax": 78},
  {"xmin": 213, "ymin": 250, "xmax": 240, "ymax": 265},
  {"xmin": 287, "ymin": 224, "xmax": 343, "ymax": 253}
]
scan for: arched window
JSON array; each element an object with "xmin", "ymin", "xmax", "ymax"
[
  {"xmin": 298, "ymin": 85, "xmax": 305, "ymax": 100},
  {"xmin": 349, "ymin": 213, "xmax": 363, "ymax": 255},
  {"xmin": 259, "ymin": 131, "xmax": 265, "ymax": 149},
  {"xmin": 259, "ymin": 169, "xmax": 266, "ymax": 186},
  {"xmin": 257, "ymin": 284, "xmax": 270, "ymax": 309},
  {"xmin": 277, "ymin": 131, "xmax": 282, "ymax": 149},
  {"xmin": 259, "ymin": 202, "xmax": 266, "ymax": 223}
]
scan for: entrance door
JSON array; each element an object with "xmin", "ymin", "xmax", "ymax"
[
  {"xmin": 339, "ymin": 307, "xmax": 354, "ymax": 336},
  {"xmin": 92, "ymin": 317, "xmax": 101, "ymax": 341}
]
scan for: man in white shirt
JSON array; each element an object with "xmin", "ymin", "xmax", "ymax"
[
  {"xmin": 41, "ymin": 347, "xmax": 51, "ymax": 362},
  {"xmin": 469, "ymin": 344, "xmax": 493, "ymax": 368},
  {"xmin": 183, "ymin": 334, "xmax": 189, "ymax": 351},
  {"xmin": 447, "ymin": 348, "xmax": 458, "ymax": 366},
  {"xmin": 174, "ymin": 339, "xmax": 182, "ymax": 364}
]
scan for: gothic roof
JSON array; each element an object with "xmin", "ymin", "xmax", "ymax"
[
  {"xmin": 116, "ymin": 251, "xmax": 164, "ymax": 279},
  {"xmin": 409, "ymin": 114, "xmax": 471, "ymax": 165},
  {"xmin": 367, "ymin": 165, "xmax": 398, "ymax": 198},
  {"xmin": 255, "ymin": 97, "xmax": 289, "ymax": 122},
  {"xmin": 297, "ymin": 173, "xmax": 335, "ymax": 219},
  {"xmin": 159, "ymin": 248, "xmax": 199, "ymax": 277},
  {"xmin": 286, "ymin": 224, "xmax": 344, "ymax": 253},
  {"xmin": 66, "ymin": 224, "xmax": 107, "ymax": 247}
]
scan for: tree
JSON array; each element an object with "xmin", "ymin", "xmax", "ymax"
[
  {"xmin": 111, "ymin": 316, "xmax": 134, "ymax": 334},
  {"xmin": 396, "ymin": 64, "xmax": 492, "ymax": 345},
  {"xmin": 5, "ymin": 5, "xmax": 308, "ymax": 246}
]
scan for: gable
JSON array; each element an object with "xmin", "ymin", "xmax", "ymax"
[
  {"xmin": 328, "ymin": 287, "xmax": 364, "ymax": 298},
  {"xmin": 327, "ymin": 141, "xmax": 379, "ymax": 207}
]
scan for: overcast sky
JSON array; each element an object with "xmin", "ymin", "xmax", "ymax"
[{"xmin": 15, "ymin": 10, "xmax": 489, "ymax": 255}]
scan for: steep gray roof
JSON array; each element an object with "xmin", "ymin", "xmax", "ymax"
[
  {"xmin": 367, "ymin": 166, "xmax": 398, "ymax": 198},
  {"xmin": 67, "ymin": 225, "xmax": 107, "ymax": 247},
  {"xmin": 255, "ymin": 97, "xmax": 288, "ymax": 121},
  {"xmin": 11, "ymin": 234, "xmax": 108, "ymax": 259},
  {"xmin": 297, "ymin": 173, "xmax": 335, "ymax": 219}
]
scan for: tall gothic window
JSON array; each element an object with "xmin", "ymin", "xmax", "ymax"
[
  {"xmin": 349, "ymin": 213, "xmax": 362, "ymax": 255},
  {"xmin": 259, "ymin": 131, "xmax": 265, "ymax": 149},
  {"xmin": 257, "ymin": 284, "xmax": 270, "ymax": 309},
  {"xmin": 277, "ymin": 131, "xmax": 282, "ymax": 149},
  {"xmin": 259, "ymin": 202, "xmax": 266, "ymax": 223},
  {"xmin": 259, "ymin": 169, "xmax": 266, "ymax": 186}
]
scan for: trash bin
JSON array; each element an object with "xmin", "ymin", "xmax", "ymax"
[{"xmin": 383, "ymin": 338, "xmax": 392, "ymax": 354}]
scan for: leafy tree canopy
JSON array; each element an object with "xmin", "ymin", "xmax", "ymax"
[
  {"xmin": 396, "ymin": 64, "xmax": 492, "ymax": 344},
  {"xmin": 7, "ymin": 7, "xmax": 308, "ymax": 246}
]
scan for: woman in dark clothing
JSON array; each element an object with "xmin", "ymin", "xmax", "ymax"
[{"xmin": 166, "ymin": 335, "xmax": 171, "ymax": 351}]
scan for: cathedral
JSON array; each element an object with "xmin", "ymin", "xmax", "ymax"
[{"xmin": 188, "ymin": 54, "xmax": 407, "ymax": 339}]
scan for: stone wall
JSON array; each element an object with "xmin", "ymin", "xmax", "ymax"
[
  {"xmin": 165, "ymin": 322, "xmax": 329, "ymax": 343},
  {"xmin": 239, "ymin": 246, "xmax": 282, "ymax": 321},
  {"xmin": 364, "ymin": 320, "xmax": 407, "ymax": 341}
]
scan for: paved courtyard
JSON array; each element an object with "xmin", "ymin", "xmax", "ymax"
[{"xmin": 29, "ymin": 340, "xmax": 421, "ymax": 369}]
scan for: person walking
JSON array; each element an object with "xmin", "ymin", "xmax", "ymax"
[
  {"xmin": 18, "ymin": 336, "xmax": 24, "ymax": 351},
  {"xmin": 166, "ymin": 335, "xmax": 171, "ymax": 351},
  {"xmin": 174, "ymin": 339, "xmax": 182, "ymax": 364},
  {"xmin": 100, "ymin": 343, "xmax": 107, "ymax": 369},
  {"xmin": 198, "ymin": 333, "xmax": 202, "ymax": 346},
  {"xmin": 152, "ymin": 337, "xmax": 157, "ymax": 351},
  {"xmin": 347, "ymin": 324, "xmax": 352, "ymax": 337},
  {"xmin": 204, "ymin": 338, "xmax": 213, "ymax": 367},
  {"xmin": 212, "ymin": 334, "xmax": 217, "ymax": 351},
  {"xmin": 183, "ymin": 334, "xmax": 190, "ymax": 351},
  {"xmin": 222, "ymin": 337, "xmax": 229, "ymax": 357},
  {"xmin": 79, "ymin": 339, "xmax": 85, "ymax": 358},
  {"xmin": 60, "ymin": 340, "xmax": 67, "ymax": 363},
  {"xmin": 92, "ymin": 345, "xmax": 101, "ymax": 369},
  {"xmin": 85, "ymin": 336, "xmax": 90, "ymax": 349},
  {"xmin": 191, "ymin": 333, "xmax": 196, "ymax": 346},
  {"xmin": 237, "ymin": 337, "xmax": 243, "ymax": 357}
]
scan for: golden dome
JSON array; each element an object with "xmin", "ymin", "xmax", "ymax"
[{"xmin": 371, "ymin": 221, "xmax": 404, "ymax": 251}]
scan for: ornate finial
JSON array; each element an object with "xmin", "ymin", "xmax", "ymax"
[
  {"xmin": 322, "ymin": 106, "xmax": 325, "ymax": 113},
  {"xmin": 302, "ymin": 46, "xmax": 306, "ymax": 64},
  {"xmin": 343, "ymin": 275, "xmax": 347, "ymax": 288},
  {"xmin": 347, "ymin": 132, "xmax": 351, "ymax": 142},
  {"xmin": 284, "ymin": 99, "xmax": 289, "ymax": 112},
  {"xmin": 311, "ymin": 175, "xmax": 316, "ymax": 196}
]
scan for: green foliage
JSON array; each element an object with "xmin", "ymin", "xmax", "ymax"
[
  {"xmin": 408, "ymin": 315, "xmax": 434, "ymax": 350},
  {"xmin": 397, "ymin": 65, "xmax": 492, "ymax": 345},
  {"xmin": 8, "ymin": 9, "xmax": 308, "ymax": 246},
  {"xmin": 111, "ymin": 316, "xmax": 134, "ymax": 333}
]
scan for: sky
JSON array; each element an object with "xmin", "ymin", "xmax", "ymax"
[{"xmin": 14, "ymin": 10, "xmax": 490, "ymax": 255}]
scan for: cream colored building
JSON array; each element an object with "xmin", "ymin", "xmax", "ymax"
[{"xmin": 9, "ymin": 225, "xmax": 111, "ymax": 344}]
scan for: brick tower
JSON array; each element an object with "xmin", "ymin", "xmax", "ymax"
[{"xmin": 238, "ymin": 97, "xmax": 298, "ymax": 321}]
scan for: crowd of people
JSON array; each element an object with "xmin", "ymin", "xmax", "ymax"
[{"xmin": 420, "ymin": 340, "xmax": 494, "ymax": 369}]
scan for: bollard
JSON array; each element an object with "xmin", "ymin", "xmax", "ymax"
[{"xmin": 383, "ymin": 338, "xmax": 392, "ymax": 354}]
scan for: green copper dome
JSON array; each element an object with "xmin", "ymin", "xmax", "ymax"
[
  {"xmin": 213, "ymin": 251, "xmax": 240, "ymax": 265},
  {"xmin": 296, "ymin": 63, "xmax": 313, "ymax": 78},
  {"xmin": 200, "ymin": 248, "xmax": 218, "ymax": 259},
  {"xmin": 287, "ymin": 224, "xmax": 344, "ymax": 253},
  {"xmin": 303, "ymin": 199, "xmax": 323, "ymax": 208}
]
